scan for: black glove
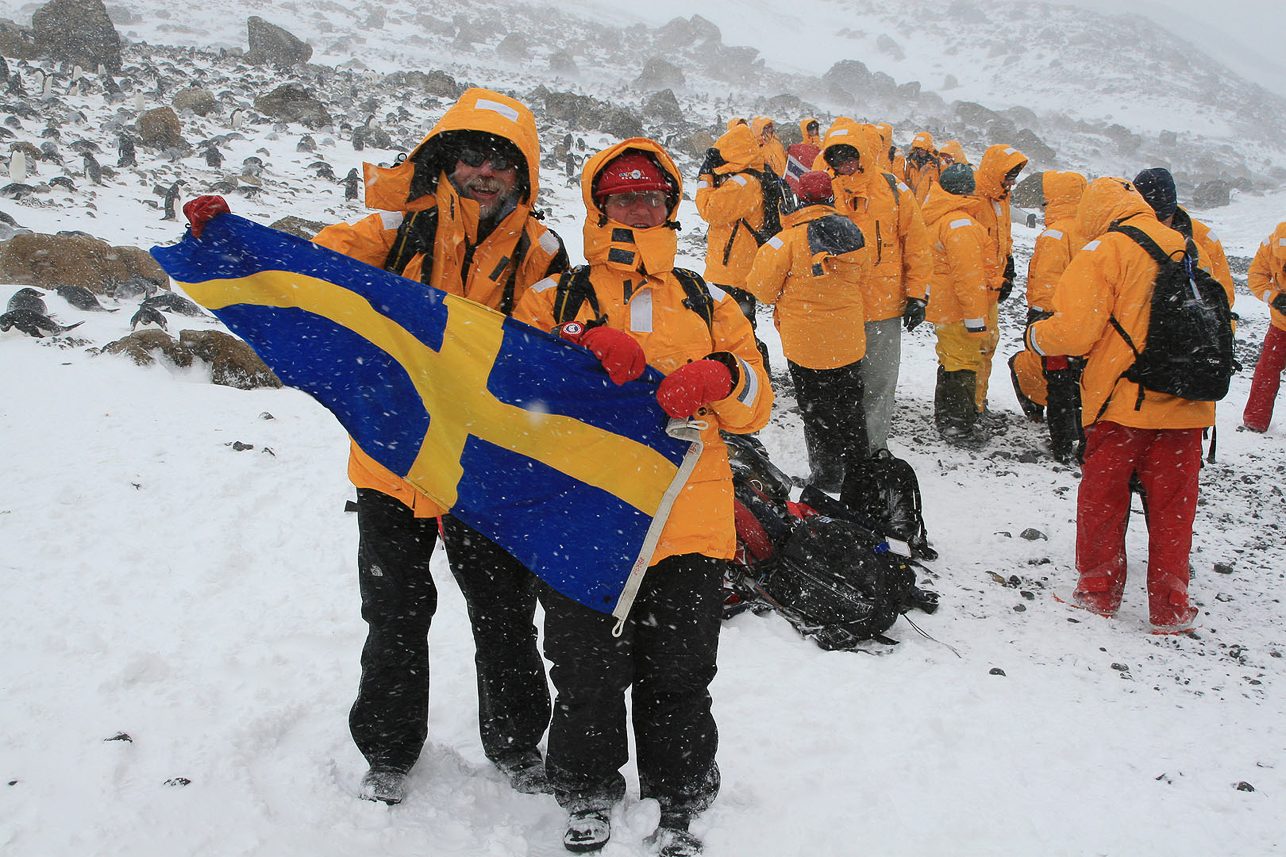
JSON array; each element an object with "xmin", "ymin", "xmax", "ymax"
[
  {"xmin": 1004, "ymin": 254, "xmax": 1016, "ymax": 282},
  {"xmin": 998, "ymin": 279, "xmax": 1014, "ymax": 302},
  {"xmin": 1026, "ymin": 307, "xmax": 1053, "ymax": 326},
  {"xmin": 903, "ymin": 298, "xmax": 927, "ymax": 331},
  {"xmin": 698, "ymin": 147, "xmax": 725, "ymax": 178},
  {"xmin": 1272, "ymin": 292, "xmax": 1286, "ymax": 314}
]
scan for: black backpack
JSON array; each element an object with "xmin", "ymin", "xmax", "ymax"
[
  {"xmin": 552, "ymin": 264, "xmax": 714, "ymax": 334},
  {"xmin": 839, "ymin": 450, "xmax": 936, "ymax": 561},
  {"xmin": 718, "ymin": 164, "xmax": 788, "ymax": 263},
  {"xmin": 1103, "ymin": 223, "xmax": 1239, "ymax": 411}
]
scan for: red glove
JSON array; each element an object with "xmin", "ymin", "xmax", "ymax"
[
  {"xmin": 657, "ymin": 359, "xmax": 734, "ymax": 418},
  {"xmin": 558, "ymin": 322, "xmax": 645, "ymax": 385},
  {"xmin": 183, "ymin": 195, "xmax": 230, "ymax": 239}
]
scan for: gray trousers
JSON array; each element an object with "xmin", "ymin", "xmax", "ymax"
[{"xmin": 861, "ymin": 316, "xmax": 903, "ymax": 452}]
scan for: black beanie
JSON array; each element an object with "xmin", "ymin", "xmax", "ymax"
[
  {"xmin": 939, "ymin": 163, "xmax": 975, "ymax": 196},
  {"xmin": 1132, "ymin": 168, "xmax": 1177, "ymax": 219}
]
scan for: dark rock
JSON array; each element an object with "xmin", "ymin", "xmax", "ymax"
[
  {"xmin": 548, "ymin": 50, "xmax": 578, "ymax": 76},
  {"xmin": 1192, "ymin": 179, "xmax": 1231, "ymax": 208},
  {"xmin": 245, "ymin": 16, "xmax": 312, "ymax": 67},
  {"xmin": 180, "ymin": 329, "xmax": 281, "ymax": 390},
  {"xmin": 172, "ymin": 87, "xmax": 218, "ymax": 117},
  {"xmin": 32, "ymin": 0, "xmax": 122, "ymax": 72},
  {"xmin": 135, "ymin": 106, "xmax": 184, "ymax": 148},
  {"xmin": 635, "ymin": 57, "xmax": 685, "ymax": 91},
  {"xmin": 656, "ymin": 15, "xmax": 721, "ymax": 49},
  {"xmin": 1235, "ymin": 781, "xmax": 1255, "ymax": 792},
  {"xmin": 604, "ymin": 107, "xmax": 643, "ymax": 140},
  {"xmin": 989, "ymin": 667, "xmax": 1006, "ymax": 676},
  {"xmin": 0, "ymin": 232, "xmax": 165, "ymax": 292},
  {"xmin": 1012, "ymin": 172, "xmax": 1045, "ymax": 209},
  {"xmin": 0, "ymin": 18, "xmax": 39, "ymax": 60},
  {"xmin": 1019, "ymin": 528, "xmax": 1048, "ymax": 541},
  {"xmin": 101, "ymin": 329, "xmax": 192, "ymax": 367},
  {"xmin": 390, "ymin": 69, "xmax": 460, "ymax": 98},
  {"xmin": 1111, "ymin": 663, "xmax": 1129, "ymax": 671},
  {"xmin": 544, "ymin": 90, "xmax": 610, "ymax": 131},
  {"xmin": 643, "ymin": 89, "xmax": 685, "ymax": 124},
  {"xmin": 496, "ymin": 32, "xmax": 528, "ymax": 60},
  {"xmin": 1158, "ymin": 129, "xmax": 1178, "ymax": 148},
  {"xmin": 254, "ymin": 83, "xmax": 331, "ymax": 129},
  {"xmin": 876, "ymin": 34, "xmax": 904, "ymax": 61},
  {"xmin": 1213, "ymin": 562, "xmax": 1234, "ymax": 575},
  {"xmin": 1014, "ymin": 128, "xmax": 1056, "ymax": 164},
  {"xmin": 823, "ymin": 59, "xmax": 871, "ymax": 97},
  {"xmin": 269, "ymin": 215, "xmax": 326, "ymax": 239},
  {"xmin": 955, "ymin": 101, "xmax": 1002, "ymax": 127}
]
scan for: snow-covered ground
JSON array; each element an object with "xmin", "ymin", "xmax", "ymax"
[{"xmin": 3, "ymin": 1, "xmax": 1286, "ymax": 854}]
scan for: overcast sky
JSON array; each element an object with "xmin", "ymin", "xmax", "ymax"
[{"xmin": 571, "ymin": 0, "xmax": 1286, "ymax": 97}]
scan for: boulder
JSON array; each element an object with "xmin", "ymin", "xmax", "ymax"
[
  {"xmin": 135, "ymin": 106, "xmax": 184, "ymax": 149},
  {"xmin": 643, "ymin": 89, "xmax": 685, "ymax": 124},
  {"xmin": 549, "ymin": 50, "xmax": 578, "ymax": 76},
  {"xmin": 823, "ymin": 59, "xmax": 871, "ymax": 97},
  {"xmin": 1158, "ymin": 129, "xmax": 1178, "ymax": 148},
  {"xmin": 245, "ymin": 16, "xmax": 312, "ymax": 67},
  {"xmin": 603, "ymin": 107, "xmax": 643, "ymax": 140},
  {"xmin": 0, "ymin": 232, "xmax": 167, "ymax": 293},
  {"xmin": 389, "ymin": 69, "xmax": 459, "ymax": 98},
  {"xmin": 673, "ymin": 129, "xmax": 716, "ymax": 159},
  {"xmin": 172, "ymin": 87, "xmax": 219, "ymax": 117},
  {"xmin": 0, "ymin": 18, "xmax": 39, "ymax": 59},
  {"xmin": 496, "ymin": 32, "xmax": 528, "ymax": 60},
  {"xmin": 268, "ymin": 215, "xmax": 327, "ymax": 239},
  {"xmin": 544, "ymin": 90, "xmax": 611, "ymax": 132},
  {"xmin": 101, "ymin": 329, "xmax": 192, "ymax": 368},
  {"xmin": 1014, "ymin": 128, "xmax": 1056, "ymax": 164},
  {"xmin": 635, "ymin": 58, "xmax": 685, "ymax": 91},
  {"xmin": 656, "ymin": 15, "xmax": 721, "ymax": 49},
  {"xmin": 254, "ymin": 83, "xmax": 332, "ymax": 129},
  {"xmin": 179, "ymin": 329, "xmax": 281, "ymax": 390},
  {"xmin": 1192, "ymin": 179, "xmax": 1231, "ymax": 209},
  {"xmin": 31, "ymin": 0, "xmax": 121, "ymax": 72}
]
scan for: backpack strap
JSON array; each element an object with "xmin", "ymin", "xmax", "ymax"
[
  {"xmin": 672, "ymin": 267, "xmax": 715, "ymax": 338},
  {"xmin": 552, "ymin": 264, "xmax": 605, "ymax": 328},
  {"xmin": 383, "ymin": 208, "xmax": 439, "ymax": 280},
  {"xmin": 497, "ymin": 228, "xmax": 531, "ymax": 316},
  {"xmin": 882, "ymin": 172, "xmax": 901, "ymax": 210}
]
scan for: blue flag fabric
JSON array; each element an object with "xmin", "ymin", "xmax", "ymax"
[{"xmin": 151, "ymin": 214, "xmax": 699, "ymax": 618}]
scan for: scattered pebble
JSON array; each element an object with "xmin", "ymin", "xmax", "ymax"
[
  {"xmin": 229, "ymin": 441, "xmax": 254, "ymax": 451},
  {"xmin": 104, "ymin": 732, "xmax": 133, "ymax": 742},
  {"xmin": 989, "ymin": 667, "xmax": 1006, "ymax": 676},
  {"xmin": 1235, "ymin": 781, "xmax": 1255, "ymax": 792},
  {"xmin": 1020, "ymin": 528, "xmax": 1048, "ymax": 541},
  {"xmin": 164, "ymin": 777, "xmax": 191, "ymax": 787},
  {"xmin": 1111, "ymin": 663, "xmax": 1129, "ymax": 672}
]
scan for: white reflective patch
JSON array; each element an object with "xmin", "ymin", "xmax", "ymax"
[
  {"xmin": 993, "ymin": 201, "xmax": 1003, "ymax": 216},
  {"xmin": 1264, "ymin": 290, "xmax": 1276, "ymax": 303},
  {"xmin": 1030, "ymin": 304, "xmax": 1045, "ymax": 313},
  {"xmin": 897, "ymin": 181, "xmax": 910, "ymax": 192},
  {"xmin": 1206, "ymin": 229, "xmax": 1219, "ymax": 242},
  {"xmin": 831, "ymin": 128, "xmax": 850, "ymax": 137},
  {"xmin": 530, "ymin": 275, "xmax": 558, "ymax": 293},
  {"xmin": 630, "ymin": 288, "xmax": 653, "ymax": 332},
  {"xmin": 707, "ymin": 283, "xmax": 729, "ymax": 302},
  {"xmin": 964, "ymin": 317, "xmax": 986, "ymax": 331},
  {"xmin": 949, "ymin": 218, "xmax": 971, "ymax": 230},
  {"xmin": 1278, "ymin": 237, "xmax": 1286, "ymax": 247},
  {"xmin": 731, "ymin": 175, "xmax": 749, "ymax": 186},
  {"xmin": 1004, "ymin": 147, "xmax": 1017, "ymax": 155},
  {"xmin": 767, "ymin": 235, "xmax": 784, "ymax": 249},
  {"xmin": 474, "ymin": 98, "xmax": 520, "ymax": 123},
  {"xmin": 379, "ymin": 211, "xmax": 404, "ymax": 230},
  {"xmin": 1042, "ymin": 228, "xmax": 1064, "ymax": 240},
  {"xmin": 697, "ymin": 180, "xmax": 711, "ymax": 189},
  {"xmin": 538, "ymin": 230, "xmax": 560, "ymax": 254},
  {"xmin": 736, "ymin": 355, "xmax": 759, "ymax": 406},
  {"xmin": 1083, "ymin": 239, "xmax": 1101, "ymax": 251}
]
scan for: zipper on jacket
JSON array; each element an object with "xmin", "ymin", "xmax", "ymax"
[{"xmin": 875, "ymin": 222, "xmax": 883, "ymax": 264}]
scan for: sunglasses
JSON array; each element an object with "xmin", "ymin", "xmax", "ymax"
[
  {"xmin": 605, "ymin": 190, "xmax": 667, "ymax": 209},
  {"xmin": 457, "ymin": 147, "xmax": 518, "ymax": 171}
]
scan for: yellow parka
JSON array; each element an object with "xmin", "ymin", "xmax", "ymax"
[
  {"xmin": 939, "ymin": 140, "xmax": 969, "ymax": 166},
  {"xmin": 820, "ymin": 121, "xmax": 932, "ymax": 322},
  {"xmin": 904, "ymin": 131, "xmax": 942, "ymax": 205},
  {"xmin": 314, "ymin": 88, "xmax": 568, "ymax": 517},
  {"xmin": 799, "ymin": 117, "xmax": 822, "ymax": 148},
  {"xmin": 1025, "ymin": 170, "xmax": 1087, "ymax": 312},
  {"xmin": 513, "ymin": 138, "xmax": 773, "ymax": 565},
  {"xmin": 744, "ymin": 202, "xmax": 872, "ymax": 369},
  {"xmin": 697, "ymin": 123, "xmax": 770, "ymax": 288},
  {"xmin": 1249, "ymin": 221, "xmax": 1286, "ymax": 333},
  {"xmin": 1028, "ymin": 177, "xmax": 1233, "ymax": 430},
  {"xmin": 974, "ymin": 144, "xmax": 1028, "ymax": 292},
  {"xmin": 751, "ymin": 115, "xmax": 787, "ymax": 176},
  {"xmin": 920, "ymin": 183, "xmax": 995, "ymax": 330},
  {"xmin": 1172, "ymin": 207, "xmax": 1233, "ymax": 295}
]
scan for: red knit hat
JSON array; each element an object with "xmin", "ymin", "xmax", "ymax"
[
  {"xmin": 797, "ymin": 170, "xmax": 834, "ymax": 203},
  {"xmin": 593, "ymin": 151, "xmax": 671, "ymax": 202}
]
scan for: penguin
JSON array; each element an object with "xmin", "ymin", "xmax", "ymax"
[
  {"xmin": 343, "ymin": 167, "xmax": 360, "ymax": 201},
  {"xmin": 9, "ymin": 149, "xmax": 26, "ymax": 182},
  {"xmin": 0, "ymin": 55, "xmax": 8, "ymax": 84},
  {"xmin": 5, "ymin": 72, "xmax": 25, "ymax": 96},
  {"xmin": 55, "ymin": 284, "xmax": 117, "ymax": 312},
  {"xmin": 309, "ymin": 160, "xmax": 335, "ymax": 181},
  {"xmin": 229, "ymin": 108, "xmax": 244, "ymax": 130},
  {"xmin": 0, "ymin": 308, "xmax": 83, "ymax": 337},
  {"xmin": 7, "ymin": 287, "xmax": 47, "ymax": 314},
  {"xmin": 143, "ymin": 291, "xmax": 206, "ymax": 317},
  {"xmin": 130, "ymin": 304, "xmax": 168, "ymax": 331},
  {"xmin": 203, "ymin": 146, "xmax": 223, "ymax": 168},
  {"xmin": 49, "ymin": 175, "xmax": 76, "ymax": 192},
  {"xmin": 83, "ymin": 151, "xmax": 102, "ymax": 185},
  {"xmin": 161, "ymin": 179, "xmax": 185, "ymax": 221},
  {"xmin": 39, "ymin": 141, "xmax": 61, "ymax": 164},
  {"xmin": 112, "ymin": 277, "xmax": 160, "ymax": 299},
  {"xmin": 117, "ymin": 135, "xmax": 135, "ymax": 167}
]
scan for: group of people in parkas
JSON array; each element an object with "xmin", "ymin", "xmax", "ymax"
[{"xmin": 178, "ymin": 88, "xmax": 1280, "ymax": 855}]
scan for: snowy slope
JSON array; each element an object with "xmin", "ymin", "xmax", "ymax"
[{"xmin": 2, "ymin": 1, "xmax": 1286, "ymax": 855}]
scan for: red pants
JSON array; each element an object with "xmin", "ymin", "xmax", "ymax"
[
  {"xmin": 1243, "ymin": 324, "xmax": 1286, "ymax": 432},
  {"xmin": 1074, "ymin": 421, "xmax": 1202, "ymax": 625}
]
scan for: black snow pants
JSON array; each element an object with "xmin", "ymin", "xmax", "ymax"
[{"xmin": 788, "ymin": 359, "xmax": 870, "ymax": 491}]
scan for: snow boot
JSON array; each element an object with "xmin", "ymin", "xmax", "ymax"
[
  {"xmin": 1046, "ymin": 362, "xmax": 1083, "ymax": 463},
  {"xmin": 564, "ymin": 809, "xmax": 611, "ymax": 853},
  {"xmin": 802, "ymin": 416, "xmax": 844, "ymax": 493},
  {"xmin": 646, "ymin": 827, "xmax": 703, "ymax": 856},
  {"xmin": 494, "ymin": 748, "xmax": 550, "ymax": 795},
  {"xmin": 359, "ymin": 767, "xmax": 407, "ymax": 805},
  {"xmin": 1008, "ymin": 353, "xmax": 1045, "ymax": 422},
  {"xmin": 935, "ymin": 367, "xmax": 977, "ymax": 441}
]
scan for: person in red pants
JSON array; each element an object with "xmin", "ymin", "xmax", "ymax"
[
  {"xmin": 1243, "ymin": 221, "xmax": 1286, "ymax": 432},
  {"xmin": 1026, "ymin": 177, "xmax": 1234, "ymax": 634}
]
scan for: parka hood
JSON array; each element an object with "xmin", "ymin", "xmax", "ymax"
[
  {"xmin": 1076, "ymin": 176, "xmax": 1156, "ymax": 242},
  {"xmin": 920, "ymin": 181, "xmax": 981, "ymax": 225},
  {"xmin": 581, "ymin": 137, "xmax": 682, "ymax": 276},
  {"xmin": 750, "ymin": 116, "xmax": 775, "ymax": 139},
  {"xmin": 911, "ymin": 131, "xmax": 935, "ymax": 152},
  {"xmin": 939, "ymin": 140, "xmax": 968, "ymax": 165},
  {"xmin": 1042, "ymin": 170, "xmax": 1087, "ymax": 225},
  {"xmin": 712, "ymin": 123, "xmax": 764, "ymax": 174},
  {"xmin": 820, "ymin": 120, "xmax": 881, "ymax": 176},
  {"xmin": 975, "ymin": 144, "xmax": 1028, "ymax": 201},
  {"xmin": 799, "ymin": 117, "xmax": 821, "ymax": 145},
  {"xmin": 362, "ymin": 88, "xmax": 540, "ymax": 213}
]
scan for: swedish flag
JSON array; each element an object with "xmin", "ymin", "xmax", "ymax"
[{"xmin": 151, "ymin": 214, "xmax": 700, "ymax": 622}]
